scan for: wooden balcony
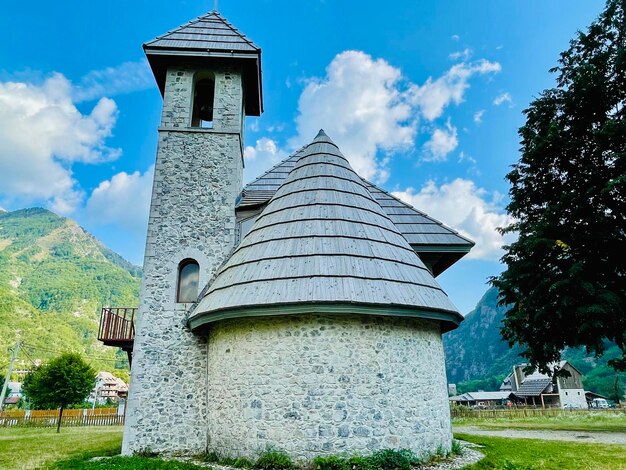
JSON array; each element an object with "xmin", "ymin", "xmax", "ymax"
[{"xmin": 98, "ymin": 307, "xmax": 136, "ymax": 358}]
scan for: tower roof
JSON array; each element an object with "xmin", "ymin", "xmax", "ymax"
[
  {"xmin": 144, "ymin": 11, "xmax": 260, "ymax": 53},
  {"xmin": 189, "ymin": 131, "xmax": 463, "ymax": 332},
  {"xmin": 144, "ymin": 11, "xmax": 263, "ymax": 115}
]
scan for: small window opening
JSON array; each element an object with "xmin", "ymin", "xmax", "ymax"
[
  {"xmin": 191, "ymin": 77, "xmax": 215, "ymax": 128},
  {"xmin": 177, "ymin": 259, "xmax": 199, "ymax": 303}
]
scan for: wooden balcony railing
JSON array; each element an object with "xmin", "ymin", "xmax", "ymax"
[{"xmin": 98, "ymin": 307, "xmax": 136, "ymax": 352}]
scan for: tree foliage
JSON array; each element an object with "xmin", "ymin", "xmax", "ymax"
[
  {"xmin": 492, "ymin": 0, "xmax": 626, "ymax": 374},
  {"xmin": 22, "ymin": 353, "xmax": 95, "ymax": 431},
  {"xmin": 0, "ymin": 208, "xmax": 140, "ymax": 381}
]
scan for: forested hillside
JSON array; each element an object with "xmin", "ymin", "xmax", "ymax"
[
  {"xmin": 0, "ymin": 208, "xmax": 141, "ymax": 380},
  {"xmin": 443, "ymin": 287, "xmax": 523, "ymax": 385},
  {"xmin": 443, "ymin": 287, "xmax": 626, "ymax": 401}
]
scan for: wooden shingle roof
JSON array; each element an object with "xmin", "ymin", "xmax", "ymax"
[
  {"xmin": 189, "ymin": 131, "xmax": 463, "ymax": 331},
  {"xmin": 237, "ymin": 146, "xmax": 474, "ymax": 276},
  {"xmin": 144, "ymin": 11, "xmax": 260, "ymax": 53},
  {"xmin": 143, "ymin": 11, "xmax": 263, "ymax": 115}
]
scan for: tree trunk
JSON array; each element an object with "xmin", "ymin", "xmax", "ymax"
[{"xmin": 56, "ymin": 405, "xmax": 64, "ymax": 433}]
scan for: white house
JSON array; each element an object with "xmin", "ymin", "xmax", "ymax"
[{"xmin": 89, "ymin": 372, "xmax": 128, "ymax": 405}]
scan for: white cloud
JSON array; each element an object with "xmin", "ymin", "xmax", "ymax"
[
  {"xmin": 458, "ymin": 151, "xmax": 477, "ymax": 166},
  {"xmin": 291, "ymin": 50, "xmax": 416, "ymax": 182},
  {"xmin": 449, "ymin": 48, "xmax": 472, "ymax": 61},
  {"xmin": 243, "ymin": 137, "xmax": 288, "ymax": 183},
  {"xmin": 493, "ymin": 92, "xmax": 512, "ymax": 106},
  {"xmin": 392, "ymin": 178, "xmax": 515, "ymax": 260},
  {"xmin": 73, "ymin": 60, "xmax": 153, "ymax": 102},
  {"xmin": 244, "ymin": 137, "xmax": 284, "ymax": 161},
  {"xmin": 0, "ymin": 73, "xmax": 120, "ymax": 213},
  {"xmin": 409, "ymin": 59, "xmax": 501, "ymax": 121},
  {"xmin": 473, "ymin": 109, "xmax": 485, "ymax": 124},
  {"xmin": 248, "ymin": 119, "xmax": 260, "ymax": 133},
  {"xmin": 422, "ymin": 120, "xmax": 458, "ymax": 162},
  {"xmin": 246, "ymin": 51, "xmax": 501, "ymax": 182},
  {"xmin": 85, "ymin": 166, "xmax": 154, "ymax": 233}
]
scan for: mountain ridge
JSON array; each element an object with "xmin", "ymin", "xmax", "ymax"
[
  {"xmin": 443, "ymin": 285, "xmax": 626, "ymax": 400},
  {"xmin": 0, "ymin": 207, "xmax": 141, "ymax": 381}
]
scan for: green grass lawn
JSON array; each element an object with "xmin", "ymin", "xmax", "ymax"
[
  {"xmin": 0, "ymin": 426, "xmax": 123, "ymax": 470},
  {"xmin": 454, "ymin": 411, "xmax": 626, "ymax": 433},
  {"xmin": 3, "ymin": 425, "xmax": 626, "ymax": 469},
  {"xmin": 51, "ymin": 455, "xmax": 209, "ymax": 469},
  {"xmin": 456, "ymin": 433, "xmax": 626, "ymax": 469}
]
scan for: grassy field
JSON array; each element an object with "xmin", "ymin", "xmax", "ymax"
[
  {"xmin": 0, "ymin": 426, "xmax": 122, "ymax": 470},
  {"xmin": 454, "ymin": 411, "xmax": 626, "ymax": 433},
  {"xmin": 456, "ymin": 433, "xmax": 626, "ymax": 469},
  {"xmin": 2, "ymin": 425, "xmax": 626, "ymax": 469}
]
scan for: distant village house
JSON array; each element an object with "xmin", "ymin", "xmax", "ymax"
[
  {"xmin": 88, "ymin": 372, "xmax": 128, "ymax": 405},
  {"xmin": 451, "ymin": 361, "xmax": 589, "ymax": 409}
]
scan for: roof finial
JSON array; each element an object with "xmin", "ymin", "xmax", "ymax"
[
  {"xmin": 213, "ymin": 0, "xmax": 218, "ymax": 11},
  {"xmin": 315, "ymin": 129, "xmax": 328, "ymax": 140}
]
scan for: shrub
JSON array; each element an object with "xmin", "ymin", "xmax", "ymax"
[
  {"xmin": 233, "ymin": 457, "xmax": 255, "ymax": 468},
  {"xmin": 451, "ymin": 440, "xmax": 463, "ymax": 456},
  {"xmin": 312, "ymin": 455, "xmax": 350, "ymax": 470},
  {"xmin": 197, "ymin": 451, "xmax": 253, "ymax": 468},
  {"xmin": 346, "ymin": 455, "xmax": 375, "ymax": 470},
  {"xmin": 197, "ymin": 451, "xmax": 219, "ymax": 463},
  {"xmin": 255, "ymin": 449, "xmax": 294, "ymax": 469},
  {"xmin": 369, "ymin": 449, "xmax": 419, "ymax": 470},
  {"xmin": 434, "ymin": 445, "xmax": 447, "ymax": 459}
]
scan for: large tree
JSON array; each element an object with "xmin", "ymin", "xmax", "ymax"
[
  {"xmin": 492, "ymin": 0, "xmax": 626, "ymax": 374},
  {"xmin": 22, "ymin": 353, "xmax": 95, "ymax": 432}
]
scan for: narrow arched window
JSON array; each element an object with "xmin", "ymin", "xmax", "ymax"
[
  {"xmin": 191, "ymin": 75, "xmax": 215, "ymax": 128},
  {"xmin": 177, "ymin": 259, "xmax": 199, "ymax": 303}
]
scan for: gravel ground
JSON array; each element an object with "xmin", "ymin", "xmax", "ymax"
[
  {"xmin": 454, "ymin": 425, "xmax": 626, "ymax": 445},
  {"xmin": 420, "ymin": 441, "xmax": 484, "ymax": 469}
]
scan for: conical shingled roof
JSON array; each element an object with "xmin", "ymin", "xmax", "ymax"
[
  {"xmin": 236, "ymin": 150, "xmax": 473, "ymax": 276},
  {"xmin": 189, "ymin": 131, "xmax": 462, "ymax": 331}
]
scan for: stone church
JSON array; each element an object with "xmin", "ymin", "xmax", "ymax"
[{"xmin": 123, "ymin": 10, "xmax": 473, "ymax": 459}]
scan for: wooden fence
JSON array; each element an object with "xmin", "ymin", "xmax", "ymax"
[
  {"xmin": 0, "ymin": 408, "xmax": 123, "ymax": 428},
  {"xmin": 451, "ymin": 407, "xmax": 626, "ymax": 419}
]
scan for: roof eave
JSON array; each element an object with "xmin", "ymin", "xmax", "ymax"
[
  {"xmin": 188, "ymin": 301, "xmax": 463, "ymax": 333},
  {"xmin": 143, "ymin": 46, "xmax": 263, "ymax": 116},
  {"xmin": 411, "ymin": 245, "xmax": 473, "ymax": 277}
]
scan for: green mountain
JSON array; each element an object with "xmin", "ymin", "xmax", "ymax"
[
  {"xmin": 0, "ymin": 208, "xmax": 141, "ymax": 381},
  {"xmin": 443, "ymin": 286, "xmax": 626, "ymax": 401},
  {"xmin": 443, "ymin": 287, "xmax": 523, "ymax": 386}
]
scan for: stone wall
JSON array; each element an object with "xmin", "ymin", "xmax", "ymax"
[
  {"xmin": 206, "ymin": 314, "xmax": 452, "ymax": 460},
  {"xmin": 122, "ymin": 64, "xmax": 244, "ymax": 454}
]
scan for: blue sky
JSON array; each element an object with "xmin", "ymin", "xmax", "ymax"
[{"xmin": 0, "ymin": 0, "xmax": 605, "ymax": 313}]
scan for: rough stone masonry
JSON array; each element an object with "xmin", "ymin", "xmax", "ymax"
[
  {"xmin": 123, "ymin": 65, "xmax": 244, "ymax": 454},
  {"xmin": 206, "ymin": 315, "xmax": 453, "ymax": 460}
]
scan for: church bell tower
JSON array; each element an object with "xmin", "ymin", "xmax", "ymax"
[{"xmin": 123, "ymin": 11, "xmax": 262, "ymax": 454}]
